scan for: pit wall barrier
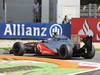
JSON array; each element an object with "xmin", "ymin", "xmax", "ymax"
[
  {"xmin": 0, "ymin": 23, "xmax": 71, "ymax": 39},
  {"xmin": 0, "ymin": 18, "xmax": 100, "ymax": 42}
]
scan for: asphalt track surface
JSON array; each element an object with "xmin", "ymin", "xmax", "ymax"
[{"xmin": 0, "ymin": 49, "xmax": 100, "ymax": 75}]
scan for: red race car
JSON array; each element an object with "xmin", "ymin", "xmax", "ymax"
[{"xmin": 10, "ymin": 35, "xmax": 95, "ymax": 59}]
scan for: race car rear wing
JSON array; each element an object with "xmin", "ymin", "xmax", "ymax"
[{"xmin": 71, "ymin": 34, "xmax": 92, "ymax": 45}]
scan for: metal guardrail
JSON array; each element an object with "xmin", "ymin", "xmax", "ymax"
[{"xmin": 80, "ymin": 4, "xmax": 100, "ymax": 18}]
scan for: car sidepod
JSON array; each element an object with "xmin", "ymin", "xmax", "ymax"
[{"xmin": 36, "ymin": 43, "xmax": 58, "ymax": 55}]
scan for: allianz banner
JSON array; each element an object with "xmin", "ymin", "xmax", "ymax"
[
  {"xmin": 0, "ymin": 23, "xmax": 71, "ymax": 39},
  {"xmin": 72, "ymin": 18, "xmax": 100, "ymax": 42}
]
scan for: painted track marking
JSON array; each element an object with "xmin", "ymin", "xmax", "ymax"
[{"xmin": 0, "ymin": 55, "xmax": 78, "ymax": 68}]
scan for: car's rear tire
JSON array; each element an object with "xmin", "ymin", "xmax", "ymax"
[
  {"xmin": 83, "ymin": 45, "xmax": 95, "ymax": 59},
  {"xmin": 12, "ymin": 42, "xmax": 25, "ymax": 56},
  {"xmin": 58, "ymin": 44, "xmax": 73, "ymax": 59}
]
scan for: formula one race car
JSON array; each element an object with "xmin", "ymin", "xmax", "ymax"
[{"xmin": 10, "ymin": 34, "xmax": 95, "ymax": 59}]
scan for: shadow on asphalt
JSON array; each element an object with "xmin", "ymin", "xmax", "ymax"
[
  {"xmin": 27, "ymin": 54, "xmax": 85, "ymax": 60},
  {"xmin": 0, "ymin": 49, "xmax": 92, "ymax": 60}
]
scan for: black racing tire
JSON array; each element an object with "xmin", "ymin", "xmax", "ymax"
[
  {"xmin": 83, "ymin": 45, "xmax": 95, "ymax": 59},
  {"xmin": 58, "ymin": 44, "xmax": 73, "ymax": 59},
  {"xmin": 12, "ymin": 42, "xmax": 25, "ymax": 56}
]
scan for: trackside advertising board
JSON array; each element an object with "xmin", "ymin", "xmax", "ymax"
[
  {"xmin": 71, "ymin": 18, "xmax": 100, "ymax": 42},
  {"xmin": 0, "ymin": 23, "xmax": 71, "ymax": 39}
]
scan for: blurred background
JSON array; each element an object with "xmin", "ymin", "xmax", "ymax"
[{"xmin": 0, "ymin": 0, "xmax": 100, "ymax": 23}]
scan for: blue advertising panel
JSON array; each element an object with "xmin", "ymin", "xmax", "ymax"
[{"xmin": 0, "ymin": 23, "xmax": 71, "ymax": 39}]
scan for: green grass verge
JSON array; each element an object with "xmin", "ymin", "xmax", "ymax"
[
  {"xmin": 0, "ymin": 47, "xmax": 11, "ymax": 50},
  {"xmin": 6, "ymin": 68, "xmax": 90, "ymax": 75},
  {"xmin": 0, "ymin": 60, "xmax": 90, "ymax": 75},
  {"xmin": 96, "ymin": 49, "xmax": 100, "ymax": 51}
]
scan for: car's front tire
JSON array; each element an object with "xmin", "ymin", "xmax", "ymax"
[
  {"xmin": 12, "ymin": 42, "xmax": 25, "ymax": 56},
  {"xmin": 58, "ymin": 44, "xmax": 73, "ymax": 59}
]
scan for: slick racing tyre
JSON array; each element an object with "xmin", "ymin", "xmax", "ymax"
[
  {"xmin": 58, "ymin": 44, "xmax": 73, "ymax": 59},
  {"xmin": 12, "ymin": 42, "xmax": 25, "ymax": 56},
  {"xmin": 83, "ymin": 45, "xmax": 95, "ymax": 59}
]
